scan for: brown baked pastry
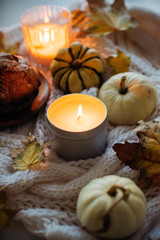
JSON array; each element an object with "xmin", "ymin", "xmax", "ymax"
[{"xmin": 0, "ymin": 52, "xmax": 41, "ymax": 115}]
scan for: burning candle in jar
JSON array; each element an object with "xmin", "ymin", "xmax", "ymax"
[
  {"xmin": 47, "ymin": 94, "xmax": 107, "ymax": 161},
  {"xmin": 21, "ymin": 5, "xmax": 71, "ymax": 66}
]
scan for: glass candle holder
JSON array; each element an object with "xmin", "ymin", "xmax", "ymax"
[{"xmin": 21, "ymin": 5, "xmax": 71, "ymax": 66}]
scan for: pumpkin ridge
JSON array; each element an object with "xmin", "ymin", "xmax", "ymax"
[
  {"xmin": 77, "ymin": 70, "xmax": 86, "ymax": 90},
  {"xmin": 77, "ymin": 45, "xmax": 83, "ymax": 59},
  {"xmin": 82, "ymin": 66, "xmax": 102, "ymax": 85},
  {"xmin": 68, "ymin": 47, "xmax": 75, "ymax": 61},
  {"xmin": 50, "ymin": 43, "xmax": 104, "ymax": 93},
  {"xmin": 52, "ymin": 66, "xmax": 70, "ymax": 78},
  {"xmin": 80, "ymin": 47, "xmax": 89, "ymax": 59},
  {"xmin": 81, "ymin": 56, "xmax": 101, "ymax": 64},
  {"xmin": 65, "ymin": 70, "xmax": 73, "ymax": 93},
  {"xmin": 54, "ymin": 58, "xmax": 70, "ymax": 63},
  {"xmin": 57, "ymin": 69, "xmax": 71, "ymax": 89}
]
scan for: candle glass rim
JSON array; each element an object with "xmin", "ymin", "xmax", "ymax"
[
  {"xmin": 21, "ymin": 5, "xmax": 72, "ymax": 27},
  {"xmin": 46, "ymin": 93, "xmax": 108, "ymax": 139}
]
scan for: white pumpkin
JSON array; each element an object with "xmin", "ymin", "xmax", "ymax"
[
  {"xmin": 98, "ymin": 72, "xmax": 157, "ymax": 125},
  {"xmin": 77, "ymin": 175, "xmax": 146, "ymax": 239}
]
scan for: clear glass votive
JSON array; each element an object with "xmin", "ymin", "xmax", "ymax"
[{"xmin": 21, "ymin": 5, "xmax": 71, "ymax": 66}]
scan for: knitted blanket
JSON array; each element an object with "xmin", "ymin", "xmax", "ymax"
[{"xmin": 1, "ymin": 8, "xmax": 160, "ymax": 240}]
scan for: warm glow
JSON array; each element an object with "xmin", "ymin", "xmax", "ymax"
[
  {"xmin": 77, "ymin": 104, "xmax": 82, "ymax": 120},
  {"xmin": 21, "ymin": 6, "xmax": 71, "ymax": 65},
  {"xmin": 44, "ymin": 30, "xmax": 50, "ymax": 43},
  {"xmin": 48, "ymin": 94, "xmax": 107, "ymax": 132},
  {"xmin": 23, "ymin": 23, "xmax": 70, "ymax": 65},
  {"xmin": 51, "ymin": 29, "xmax": 54, "ymax": 41},
  {"xmin": 44, "ymin": 15, "xmax": 49, "ymax": 23},
  {"xmin": 39, "ymin": 27, "xmax": 54, "ymax": 43}
]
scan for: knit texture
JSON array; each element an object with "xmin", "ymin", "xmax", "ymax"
[{"xmin": 1, "ymin": 8, "xmax": 160, "ymax": 240}]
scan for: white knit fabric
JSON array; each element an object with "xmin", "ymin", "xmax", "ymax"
[{"xmin": 1, "ymin": 8, "xmax": 160, "ymax": 240}]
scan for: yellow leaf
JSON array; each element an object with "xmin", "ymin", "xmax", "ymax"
[
  {"xmin": 10, "ymin": 133, "xmax": 51, "ymax": 171},
  {"xmin": 72, "ymin": 0, "xmax": 137, "ymax": 37},
  {"xmin": 113, "ymin": 121, "xmax": 160, "ymax": 186},
  {"xmin": 106, "ymin": 50, "xmax": 131, "ymax": 73}
]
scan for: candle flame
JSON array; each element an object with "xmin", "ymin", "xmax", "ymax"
[
  {"xmin": 44, "ymin": 15, "xmax": 49, "ymax": 23},
  {"xmin": 39, "ymin": 28, "xmax": 54, "ymax": 43},
  {"xmin": 77, "ymin": 104, "xmax": 82, "ymax": 120}
]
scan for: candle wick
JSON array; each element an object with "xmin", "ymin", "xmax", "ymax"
[
  {"xmin": 77, "ymin": 116, "xmax": 81, "ymax": 120},
  {"xmin": 77, "ymin": 104, "xmax": 82, "ymax": 120}
]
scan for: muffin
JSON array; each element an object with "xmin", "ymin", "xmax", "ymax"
[{"xmin": 0, "ymin": 52, "xmax": 41, "ymax": 115}]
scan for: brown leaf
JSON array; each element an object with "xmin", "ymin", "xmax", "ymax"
[
  {"xmin": 72, "ymin": 0, "xmax": 137, "ymax": 37},
  {"xmin": 113, "ymin": 121, "xmax": 160, "ymax": 186},
  {"xmin": 87, "ymin": 0, "xmax": 106, "ymax": 10}
]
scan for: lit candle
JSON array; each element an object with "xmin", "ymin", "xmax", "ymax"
[
  {"xmin": 21, "ymin": 5, "xmax": 71, "ymax": 66},
  {"xmin": 47, "ymin": 94, "xmax": 107, "ymax": 161},
  {"xmin": 77, "ymin": 104, "xmax": 82, "ymax": 120}
]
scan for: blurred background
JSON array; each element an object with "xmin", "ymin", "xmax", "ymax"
[{"xmin": 0, "ymin": 0, "xmax": 160, "ymax": 27}]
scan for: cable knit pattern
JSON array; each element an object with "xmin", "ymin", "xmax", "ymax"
[{"xmin": 1, "ymin": 8, "xmax": 160, "ymax": 240}]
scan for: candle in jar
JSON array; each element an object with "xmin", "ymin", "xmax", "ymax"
[
  {"xmin": 21, "ymin": 6, "xmax": 71, "ymax": 66},
  {"xmin": 47, "ymin": 94, "xmax": 107, "ymax": 161}
]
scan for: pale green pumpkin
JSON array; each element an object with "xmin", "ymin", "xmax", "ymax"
[
  {"xmin": 98, "ymin": 72, "xmax": 157, "ymax": 125},
  {"xmin": 77, "ymin": 175, "xmax": 146, "ymax": 239}
]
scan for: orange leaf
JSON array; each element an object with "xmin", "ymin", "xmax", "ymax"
[{"xmin": 113, "ymin": 120, "xmax": 160, "ymax": 186}]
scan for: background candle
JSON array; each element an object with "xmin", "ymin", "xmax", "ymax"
[
  {"xmin": 21, "ymin": 5, "xmax": 71, "ymax": 66},
  {"xmin": 47, "ymin": 94, "xmax": 107, "ymax": 161}
]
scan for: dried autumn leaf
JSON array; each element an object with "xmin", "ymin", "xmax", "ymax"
[
  {"xmin": 10, "ymin": 133, "xmax": 51, "ymax": 183},
  {"xmin": 106, "ymin": 50, "xmax": 130, "ymax": 73},
  {"xmin": 72, "ymin": 0, "xmax": 137, "ymax": 37},
  {"xmin": 87, "ymin": 0, "xmax": 106, "ymax": 10},
  {"xmin": 0, "ymin": 31, "xmax": 20, "ymax": 54},
  {"xmin": 113, "ymin": 120, "xmax": 160, "ymax": 186}
]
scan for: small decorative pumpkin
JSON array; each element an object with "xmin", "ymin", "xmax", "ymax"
[
  {"xmin": 98, "ymin": 72, "xmax": 157, "ymax": 125},
  {"xmin": 77, "ymin": 175, "xmax": 146, "ymax": 239},
  {"xmin": 50, "ymin": 41, "xmax": 103, "ymax": 93}
]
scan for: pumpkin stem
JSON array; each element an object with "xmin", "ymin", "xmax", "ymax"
[
  {"xmin": 108, "ymin": 184, "xmax": 130, "ymax": 200},
  {"xmin": 97, "ymin": 185, "xmax": 130, "ymax": 234},
  {"xmin": 71, "ymin": 59, "xmax": 82, "ymax": 69},
  {"xmin": 107, "ymin": 184, "xmax": 130, "ymax": 213},
  {"xmin": 119, "ymin": 76, "xmax": 128, "ymax": 94}
]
